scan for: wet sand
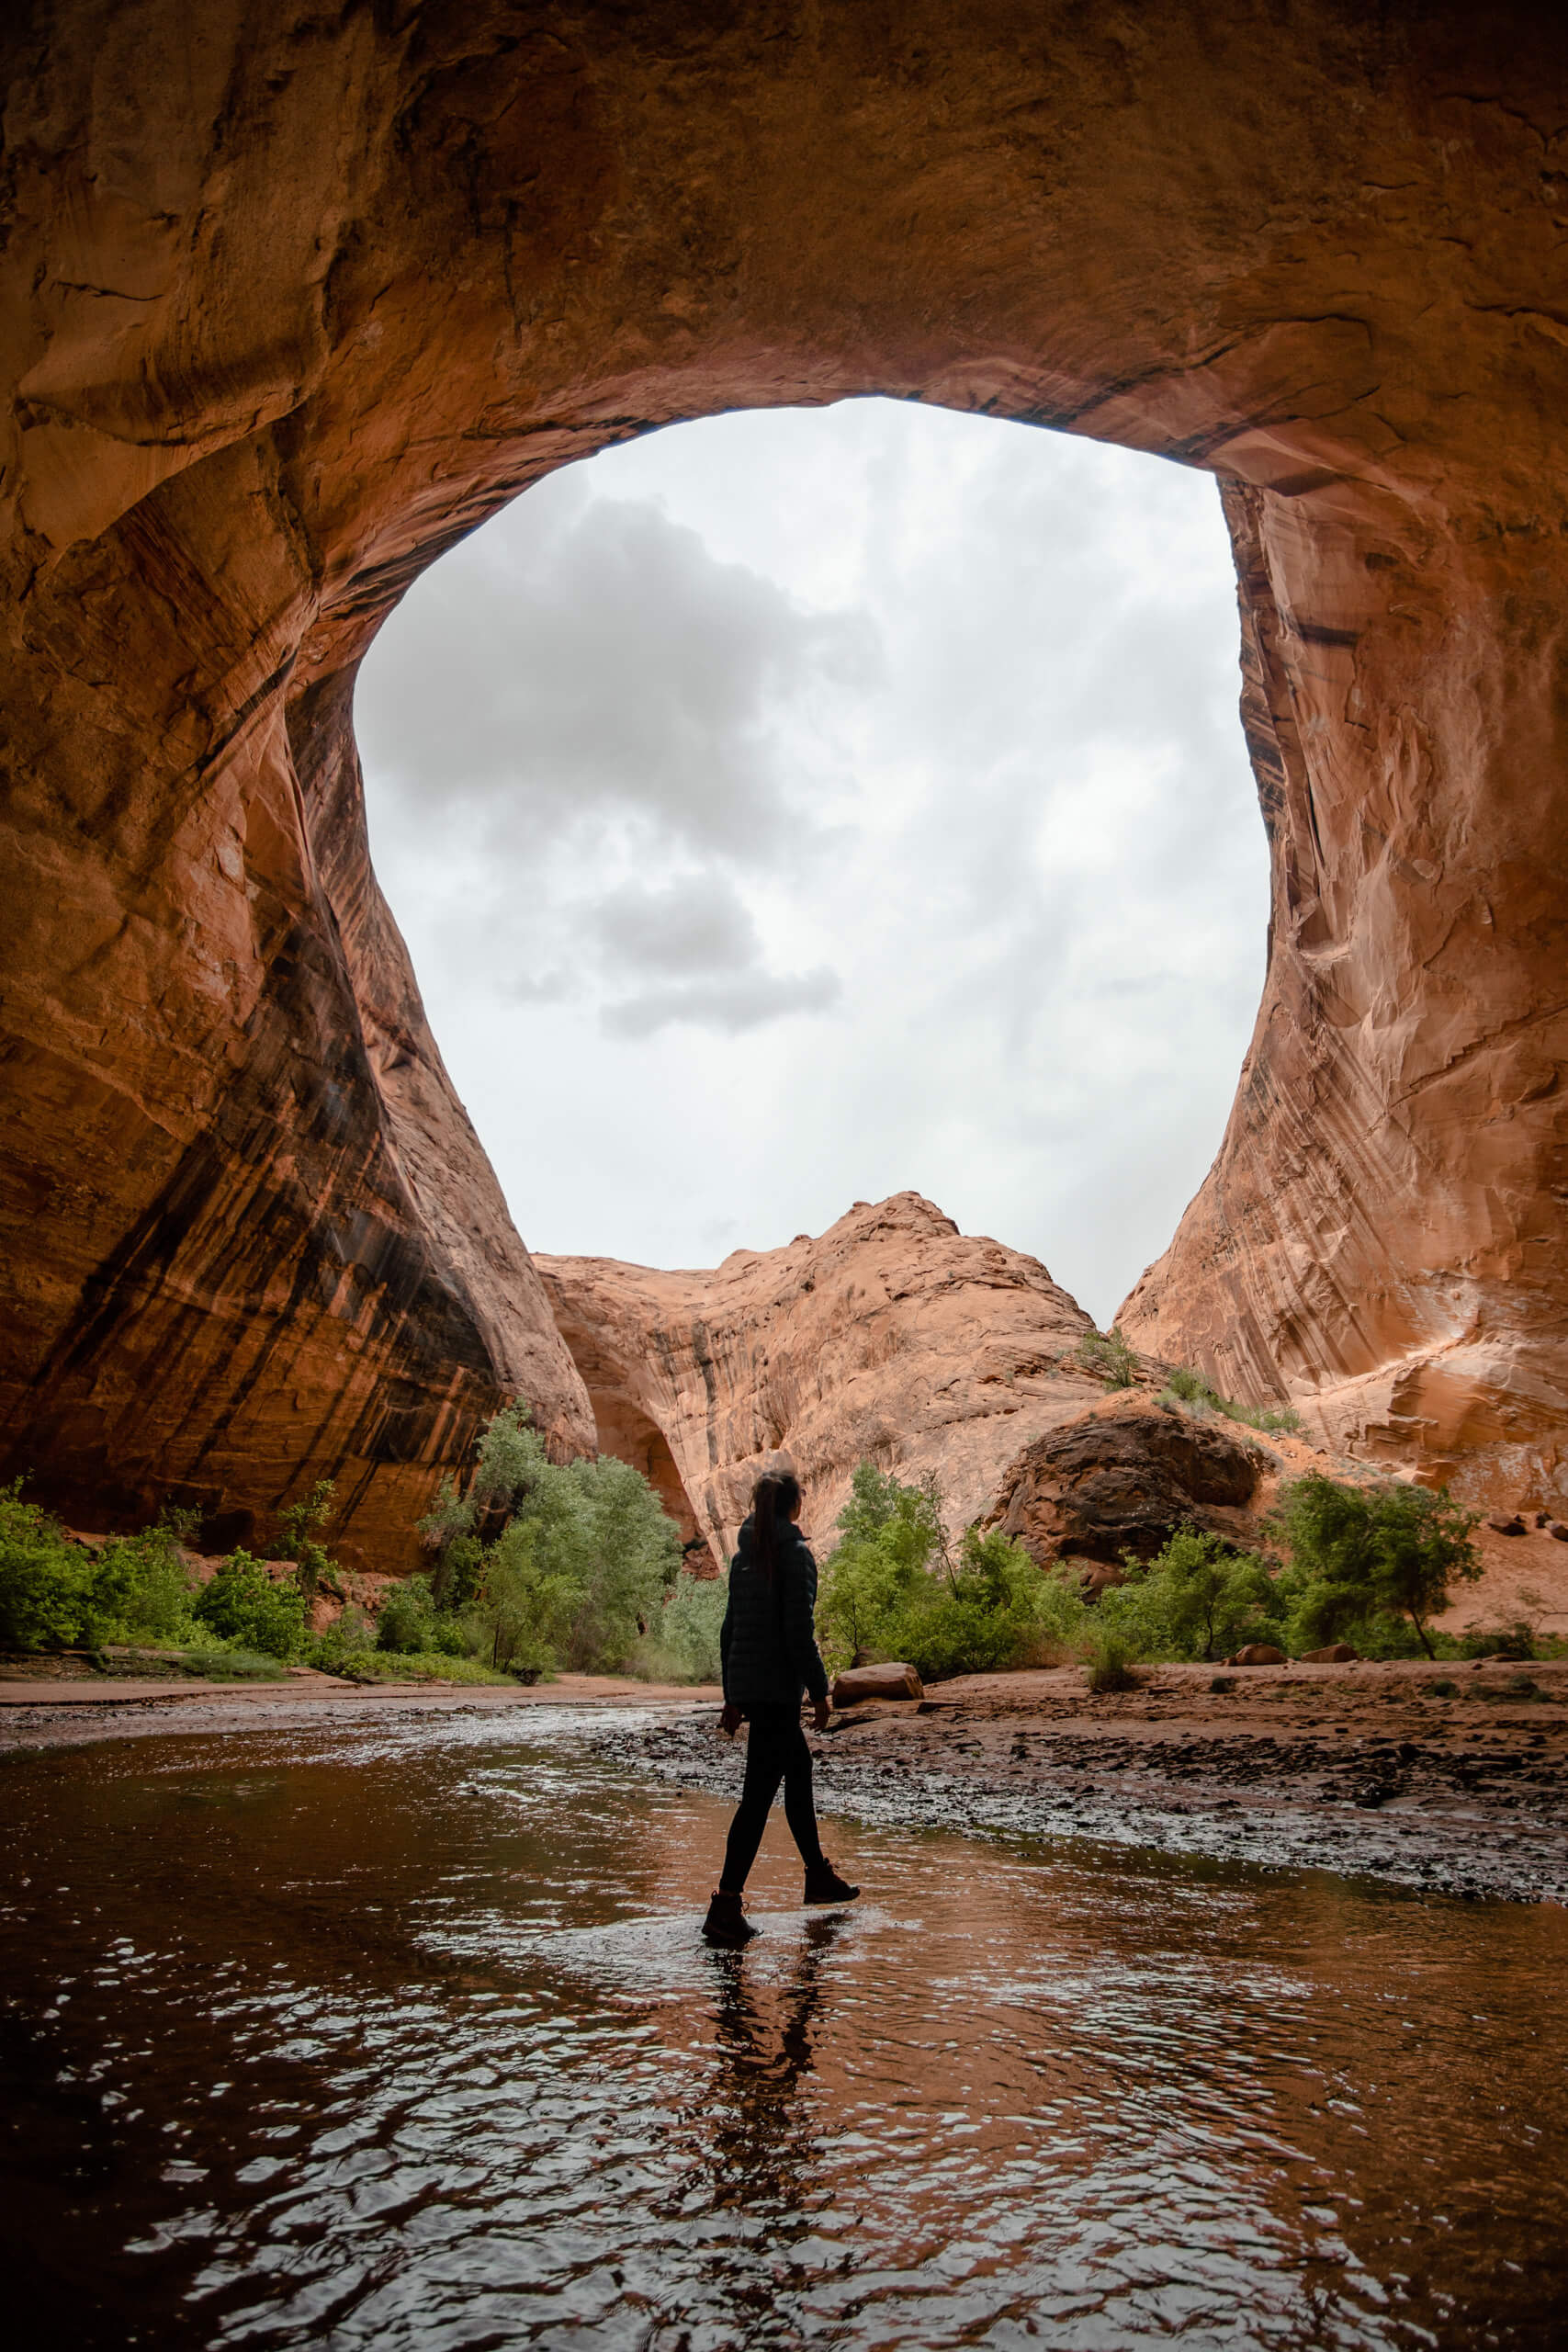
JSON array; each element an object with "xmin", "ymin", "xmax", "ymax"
[{"xmin": 6, "ymin": 1656, "xmax": 1562, "ymax": 1906}]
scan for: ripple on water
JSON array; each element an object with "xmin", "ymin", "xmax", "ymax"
[{"xmin": 0, "ymin": 1706, "xmax": 1564, "ymax": 2347}]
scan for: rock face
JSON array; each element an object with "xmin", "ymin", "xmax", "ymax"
[
  {"xmin": 537, "ymin": 1195, "xmax": 1107, "ymax": 1565},
  {"xmin": 986, "ymin": 1400, "xmax": 1268, "ymax": 1568},
  {"xmin": 3, "ymin": 3, "xmax": 1567, "ymax": 1554}
]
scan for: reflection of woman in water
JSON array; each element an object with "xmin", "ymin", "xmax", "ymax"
[
  {"xmin": 703, "ymin": 1470, "xmax": 859, "ymax": 1948},
  {"xmin": 705, "ymin": 1910, "xmax": 850, "ymax": 2212}
]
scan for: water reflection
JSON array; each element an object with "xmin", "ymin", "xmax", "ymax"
[
  {"xmin": 703, "ymin": 1913, "xmax": 847, "ymax": 2211},
  {"xmin": 0, "ymin": 1709, "xmax": 1563, "ymax": 2349}
]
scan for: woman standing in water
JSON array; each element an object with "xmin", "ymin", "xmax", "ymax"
[{"xmin": 703, "ymin": 1469, "xmax": 860, "ymax": 1948}]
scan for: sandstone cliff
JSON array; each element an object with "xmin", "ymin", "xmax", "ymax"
[
  {"xmin": 4, "ymin": 2, "xmax": 1565, "ymax": 1555},
  {"xmin": 537, "ymin": 1194, "xmax": 1110, "ymax": 1564}
]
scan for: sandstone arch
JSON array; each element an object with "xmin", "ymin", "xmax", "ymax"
[{"xmin": 3, "ymin": 1, "xmax": 1565, "ymax": 1564}]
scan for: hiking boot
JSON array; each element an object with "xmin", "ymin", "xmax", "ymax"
[
  {"xmin": 803, "ymin": 1858, "xmax": 860, "ymax": 1905},
  {"xmin": 702, "ymin": 1888, "xmax": 759, "ymax": 1948}
]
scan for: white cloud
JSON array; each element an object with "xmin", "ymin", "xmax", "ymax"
[{"xmin": 355, "ymin": 399, "xmax": 1267, "ymax": 1325}]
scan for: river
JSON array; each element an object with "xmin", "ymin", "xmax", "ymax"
[{"xmin": 2, "ymin": 1704, "xmax": 1563, "ymax": 2346}]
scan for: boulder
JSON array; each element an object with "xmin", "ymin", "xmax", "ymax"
[
  {"xmin": 830, "ymin": 1662, "xmax": 924, "ymax": 1707},
  {"xmin": 1550, "ymin": 1524, "xmax": 1568, "ymax": 1544},
  {"xmin": 1298, "ymin": 1642, "xmax": 1359, "ymax": 1664},
  {"xmin": 1488, "ymin": 1516, "xmax": 1528, "ymax": 1536},
  {"xmin": 987, "ymin": 1403, "xmax": 1264, "ymax": 1567},
  {"xmin": 1227, "ymin": 1644, "xmax": 1288, "ymax": 1667}
]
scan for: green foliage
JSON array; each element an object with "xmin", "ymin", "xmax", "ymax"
[
  {"xmin": 375, "ymin": 1573, "xmax": 465, "ymax": 1655},
  {"xmin": 1077, "ymin": 1326, "xmax": 1137, "ymax": 1387},
  {"xmin": 337, "ymin": 1649, "xmax": 517, "ymax": 1687},
  {"xmin": 191, "ymin": 1550, "xmax": 308, "ymax": 1659},
  {"xmin": 1100, "ymin": 1526, "xmax": 1281, "ymax": 1663},
  {"xmin": 307, "ymin": 1604, "xmax": 375, "ymax": 1674},
  {"xmin": 1084, "ymin": 1630, "xmax": 1142, "ymax": 1693},
  {"xmin": 0, "ymin": 1485, "xmax": 207, "ymax": 1653},
  {"xmin": 635, "ymin": 1568, "xmax": 729, "ymax": 1683},
  {"xmin": 1271, "ymin": 1473, "xmax": 1482, "ymax": 1659},
  {"xmin": 276, "ymin": 1477, "xmax": 336, "ymax": 1603},
  {"xmin": 82, "ymin": 1524, "xmax": 198, "ymax": 1647},
  {"xmin": 1162, "ymin": 1366, "xmax": 1302, "ymax": 1435},
  {"xmin": 475, "ymin": 1518, "xmax": 578, "ymax": 1676},
  {"xmin": 180, "ymin": 1645, "xmax": 290, "ymax": 1682},
  {"xmin": 817, "ymin": 1464, "xmax": 1052, "ymax": 1679},
  {"xmin": 415, "ymin": 1404, "xmax": 683, "ymax": 1677},
  {"xmin": 0, "ymin": 1481, "xmax": 96, "ymax": 1649}
]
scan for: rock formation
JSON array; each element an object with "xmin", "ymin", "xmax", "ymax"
[
  {"xmin": 537, "ymin": 1195, "xmax": 1109, "ymax": 1564},
  {"xmin": 985, "ymin": 1399, "xmax": 1268, "ymax": 1569},
  {"xmin": 3, "ymin": 2, "xmax": 1566, "ymax": 1561}
]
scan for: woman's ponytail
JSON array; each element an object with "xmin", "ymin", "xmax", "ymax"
[{"xmin": 750, "ymin": 1468, "xmax": 802, "ymax": 1581}]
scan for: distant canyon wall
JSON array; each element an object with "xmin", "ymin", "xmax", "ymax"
[
  {"xmin": 537, "ymin": 1194, "xmax": 1108, "ymax": 1565},
  {"xmin": 2, "ymin": 1, "xmax": 1564, "ymax": 1561}
]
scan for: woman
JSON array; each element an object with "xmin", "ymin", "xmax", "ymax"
[{"xmin": 703, "ymin": 1468, "xmax": 859, "ymax": 1948}]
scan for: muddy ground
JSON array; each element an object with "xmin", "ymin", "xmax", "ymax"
[{"xmin": 589, "ymin": 1658, "xmax": 1568, "ymax": 1907}]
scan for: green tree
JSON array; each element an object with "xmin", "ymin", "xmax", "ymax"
[
  {"xmin": 416, "ymin": 1402, "xmax": 683, "ymax": 1676},
  {"xmin": 817, "ymin": 1462, "xmax": 1053, "ymax": 1679},
  {"xmin": 1272, "ymin": 1473, "xmax": 1481, "ymax": 1658},
  {"xmin": 1101, "ymin": 1526, "xmax": 1280, "ymax": 1662},
  {"xmin": 276, "ymin": 1477, "xmax": 336, "ymax": 1604}
]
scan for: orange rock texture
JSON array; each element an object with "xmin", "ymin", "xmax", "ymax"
[
  {"xmin": 538, "ymin": 1195, "xmax": 1106, "ymax": 1566},
  {"xmin": 3, "ymin": 3, "xmax": 1566, "ymax": 1558}
]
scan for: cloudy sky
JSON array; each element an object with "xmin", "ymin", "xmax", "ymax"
[{"xmin": 355, "ymin": 400, "xmax": 1268, "ymax": 1328}]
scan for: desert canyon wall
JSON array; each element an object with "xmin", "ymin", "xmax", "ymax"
[{"xmin": 2, "ymin": 1, "xmax": 1565, "ymax": 1565}]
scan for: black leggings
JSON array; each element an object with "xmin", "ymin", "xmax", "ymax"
[{"xmin": 719, "ymin": 1705, "xmax": 824, "ymax": 1892}]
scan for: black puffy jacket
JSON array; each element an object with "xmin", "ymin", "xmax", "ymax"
[{"xmin": 719, "ymin": 1516, "xmax": 830, "ymax": 1710}]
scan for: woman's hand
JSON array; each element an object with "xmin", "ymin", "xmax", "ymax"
[
  {"xmin": 811, "ymin": 1698, "xmax": 831, "ymax": 1732},
  {"xmin": 719, "ymin": 1702, "xmax": 743, "ymax": 1736}
]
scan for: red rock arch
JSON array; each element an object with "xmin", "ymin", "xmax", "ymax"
[{"xmin": 3, "ymin": 1, "xmax": 1564, "ymax": 1564}]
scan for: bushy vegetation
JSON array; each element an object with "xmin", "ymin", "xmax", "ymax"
[
  {"xmin": 1269, "ymin": 1472, "xmax": 1482, "ymax": 1658},
  {"xmin": 1076, "ymin": 1327, "xmax": 1137, "ymax": 1388},
  {"xmin": 413, "ymin": 1403, "xmax": 683, "ymax": 1677},
  {"xmin": 816, "ymin": 1462, "xmax": 1054, "ymax": 1679},
  {"xmin": 632, "ymin": 1569, "xmax": 729, "ymax": 1683},
  {"xmin": 192, "ymin": 1548, "xmax": 309, "ymax": 1657},
  {"xmin": 1161, "ymin": 1365, "xmax": 1303, "ymax": 1435},
  {"xmin": 0, "ymin": 1480, "xmax": 313, "ymax": 1671}
]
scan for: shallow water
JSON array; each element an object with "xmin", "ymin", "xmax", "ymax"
[{"xmin": 1, "ymin": 1707, "xmax": 1564, "ymax": 2348}]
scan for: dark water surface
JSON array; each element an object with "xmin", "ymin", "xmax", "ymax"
[{"xmin": 2, "ymin": 1707, "xmax": 1563, "ymax": 2349}]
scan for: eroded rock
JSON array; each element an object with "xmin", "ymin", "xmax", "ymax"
[
  {"xmin": 986, "ymin": 1400, "xmax": 1266, "ymax": 1567},
  {"xmin": 3, "ymin": 3, "xmax": 1566, "ymax": 1555}
]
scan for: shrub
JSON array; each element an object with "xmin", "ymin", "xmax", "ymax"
[
  {"xmin": 0, "ymin": 1482, "xmax": 98, "ymax": 1650},
  {"xmin": 1077, "ymin": 1327, "xmax": 1137, "ymax": 1388},
  {"xmin": 181, "ymin": 1645, "xmax": 290, "ymax": 1682},
  {"xmin": 308, "ymin": 1604, "xmax": 375, "ymax": 1674},
  {"xmin": 1271, "ymin": 1472, "xmax": 1482, "ymax": 1659},
  {"xmin": 1085, "ymin": 1631, "xmax": 1141, "ymax": 1692},
  {"xmin": 191, "ymin": 1551, "xmax": 308, "ymax": 1659},
  {"xmin": 82, "ymin": 1524, "xmax": 198, "ymax": 1647},
  {"xmin": 1162, "ymin": 1366, "xmax": 1302, "ymax": 1435},
  {"xmin": 276, "ymin": 1477, "xmax": 336, "ymax": 1604}
]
